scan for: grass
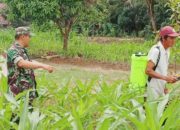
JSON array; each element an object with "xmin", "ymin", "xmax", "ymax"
[{"xmin": 1, "ymin": 28, "xmax": 180, "ymax": 64}]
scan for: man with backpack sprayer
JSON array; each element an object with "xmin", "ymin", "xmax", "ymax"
[{"xmin": 145, "ymin": 26, "xmax": 180, "ymax": 100}]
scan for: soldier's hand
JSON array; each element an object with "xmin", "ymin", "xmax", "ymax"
[
  {"xmin": 164, "ymin": 76, "xmax": 177, "ymax": 83},
  {"xmin": 43, "ymin": 65, "xmax": 54, "ymax": 73}
]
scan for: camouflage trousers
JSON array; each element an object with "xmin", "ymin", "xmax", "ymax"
[{"xmin": 9, "ymin": 81, "xmax": 38, "ymax": 100}]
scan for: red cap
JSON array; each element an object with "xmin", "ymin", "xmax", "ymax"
[{"xmin": 160, "ymin": 26, "xmax": 180, "ymax": 37}]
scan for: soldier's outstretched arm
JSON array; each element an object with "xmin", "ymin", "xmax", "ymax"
[{"xmin": 17, "ymin": 59, "xmax": 53, "ymax": 73}]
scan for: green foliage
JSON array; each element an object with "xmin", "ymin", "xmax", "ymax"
[
  {"xmin": 5, "ymin": 0, "xmax": 107, "ymax": 50},
  {"xmin": 154, "ymin": 1, "xmax": 172, "ymax": 28},
  {"xmin": 0, "ymin": 69, "xmax": 180, "ymax": 129},
  {"xmin": 110, "ymin": 1, "xmax": 149, "ymax": 37},
  {"xmin": 107, "ymin": 0, "xmax": 172, "ymax": 37},
  {"xmin": 168, "ymin": 0, "xmax": 180, "ymax": 30},
  {"xmin": 0, "ymin": 28, "xmax": 13, "ymax": 53},
  {"xmin": 4, "ymin": 0, "xmax": 173, "ymax": 38}
]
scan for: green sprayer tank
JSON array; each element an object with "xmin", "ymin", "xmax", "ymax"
[{"xmin": 130, "ymin": 53, "xmax": 148, "ymax": 91}]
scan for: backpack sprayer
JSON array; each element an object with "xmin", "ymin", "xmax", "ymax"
[{"xmin": 130, "ymin": 51, "xmax": 148, "ymax": 93}]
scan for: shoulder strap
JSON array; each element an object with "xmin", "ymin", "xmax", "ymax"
[{"xmin": 148, "ymin": 46, "xmax": 161, "ymax": 82}]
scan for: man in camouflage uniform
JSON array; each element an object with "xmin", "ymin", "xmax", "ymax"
[{"xmin": 7, "ymin": 27, "xmax": 53, "ymax": 99}]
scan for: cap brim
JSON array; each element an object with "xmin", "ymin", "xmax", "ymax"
[{"xmin": 168, "ymin": 33, "xmax": 180, "ymax": 37}]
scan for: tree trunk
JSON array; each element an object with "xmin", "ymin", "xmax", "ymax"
[
  {"xmin": 56, "ymin": 16, "xmax": 75, "ymax": 51},
  {"xmin": 57, "ymin": 24, "xmax": 71, "ymax": 51},
  {"xmin": 146, "ymin": 0, "xmax": 157, "ymax": 32},
  {"xmin": 63, "ymin": 33, "xmax": 69, "ymax": 51},
  {"xmin": 150, "ymin": 13, "xmax": 157, "ymax": 32}
]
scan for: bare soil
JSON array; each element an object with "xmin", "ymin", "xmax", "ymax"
[
  {"xmin": 36, "ymin": 56, "xmax": 180, "ymax": 74},
  {"xmin": 38, "ymin": 56, "xmax": 130, "ymax": 71}
]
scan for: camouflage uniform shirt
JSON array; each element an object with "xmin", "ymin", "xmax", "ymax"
[{"xmin": 7, "ymin": 42, "xmax": 37, "ymax": 97}]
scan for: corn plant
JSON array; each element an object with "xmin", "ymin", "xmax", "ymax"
[{"xmin": 1, "ymin": 54, "xmax": 180, "ymax": 129}]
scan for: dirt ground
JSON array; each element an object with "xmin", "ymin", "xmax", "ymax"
[
  {"xmin": 37, "ymin": 56, "xmax": 180, "ymax": 73},
  {"xmin": 35, "ymin": 57, "xmax": 130, "ymax": 84},
  {"xmin": 43, "ymin": 57, "xmax": 130, "ymax": 71},
  {"xmin": 34, "ymin": 57, "xmax": 180, "ymax": 85}
]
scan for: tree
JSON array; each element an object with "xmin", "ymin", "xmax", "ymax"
[
  {"xmin": 168, "ymin": 0, "xmax": 180, "ymax": 30},
  {"xmin": 5, "ymin": 0, "xmax": 105, "ymax": 50},
  {"xmin": 108, "ymin": 0, "xmax": 150, "ymax": 36},
  {"xmin": 145, "ymin": 0, "xmax": 157, "ymax": 32}
]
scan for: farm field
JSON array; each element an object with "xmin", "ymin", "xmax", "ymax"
[{"xmin": 1, "ymin": 0, "xmax": 180, "ymax": 129}]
